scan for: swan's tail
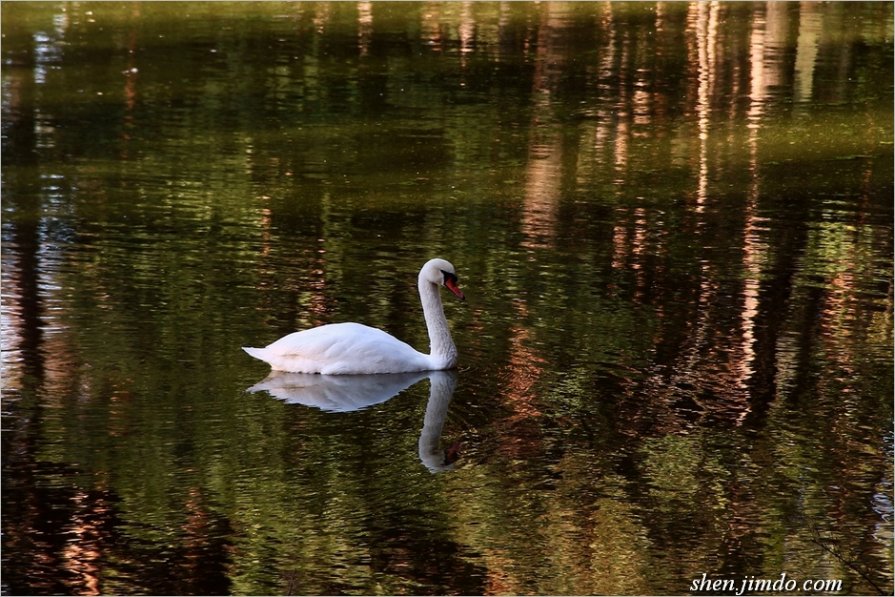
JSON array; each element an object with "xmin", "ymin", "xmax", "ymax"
[
  {"xmin": 243, "ymin": 345, "xmax": 301, "ymax": 372},
  {"xmin": 242, "ymin": 346, "xmax": 269, "ymax": 362}
]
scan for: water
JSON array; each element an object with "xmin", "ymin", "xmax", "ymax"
[{"xmin": 2, "ymin": 2, "xmax": 892, "ymax": 595}]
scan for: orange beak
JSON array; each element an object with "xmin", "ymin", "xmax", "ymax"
[{"xmin": 444, "ymin": 277, "xmax": 465, "ymax": 300}]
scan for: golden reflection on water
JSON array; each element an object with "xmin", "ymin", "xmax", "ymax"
[{"xmin": 2, "ymin": 1, "xmax": 892, "ymax": 595}]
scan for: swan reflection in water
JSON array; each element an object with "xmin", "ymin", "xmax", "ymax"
[{"xmin": 247, "ymin": 370, "xmax": 460, "ymax": 472}]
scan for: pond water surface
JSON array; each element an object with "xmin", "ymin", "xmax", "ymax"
[{"xmin": 2, "ymin": 2, "xmax": 893, "ymax": 595}]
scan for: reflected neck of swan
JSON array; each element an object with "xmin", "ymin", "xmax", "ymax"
[
  {"xmin": 418, "ymin": 278, "xmax": 457, "ymax": 369},
  {"xmin": 419, "ymin": 372, "xmax": 457, "ymax": 472}
]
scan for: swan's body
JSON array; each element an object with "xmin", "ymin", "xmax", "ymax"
[
  {"xmin": 242, "ymin": 258, "xmax": 464, "ymax": 374},
  {"xmin": 242, "ymin": 323, "xmax": 432, "ymax": 374}
]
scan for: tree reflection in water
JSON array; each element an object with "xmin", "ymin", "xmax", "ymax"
[{"xmin": 2, "ymin": 2, "xmax": 892, "ymax": 595}]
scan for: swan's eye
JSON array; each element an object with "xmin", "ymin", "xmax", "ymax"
[{"xmin": 441, "ymin": 270, "xmax": 458, "ymax": 286}]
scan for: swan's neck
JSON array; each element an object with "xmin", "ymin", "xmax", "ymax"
[{"xmin": 419, "ymin": 277, "xmax": 457, "ymax": 369}]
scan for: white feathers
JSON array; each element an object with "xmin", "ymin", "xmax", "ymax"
[{"xmin": 242, "ymin": 258, "xmax": 462, "ymax": 374}]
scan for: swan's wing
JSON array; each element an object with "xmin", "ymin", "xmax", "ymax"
[{"xmin": 244, "ymin": 322, "xmax": 430, "ymax": 374}]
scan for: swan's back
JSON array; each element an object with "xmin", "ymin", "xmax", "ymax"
[{"xmin": 242, "ymin": 322, "xmax": 430, "ymax": 374}]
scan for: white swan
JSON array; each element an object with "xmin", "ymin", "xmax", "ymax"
[{"xmin": 242, "ymin": 258, "xmax": 464, "ymax": 374}]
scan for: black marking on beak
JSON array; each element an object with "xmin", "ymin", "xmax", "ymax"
[{"xmin": 441, "ymin": 270, "xmax": 465, "ymax": 300}]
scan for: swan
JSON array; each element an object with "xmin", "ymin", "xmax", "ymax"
[{"xmin": 242, "ymin": 258, "xmax": 465, "ymax": 374}]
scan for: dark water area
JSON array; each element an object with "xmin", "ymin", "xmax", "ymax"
[{"xmin": 2, "ymin": 2, "xmax": 893, "ymax": 595}]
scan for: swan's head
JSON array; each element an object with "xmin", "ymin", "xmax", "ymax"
[{"xmin": 421, "ymin": 258, "xmax": 465, "ymax": 300}]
